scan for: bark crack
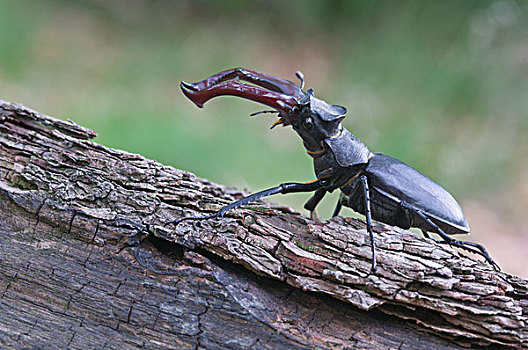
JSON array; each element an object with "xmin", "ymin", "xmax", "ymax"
[{"xmin": 195, "ymin": 300, "xmax": 210, "ymax": 350}]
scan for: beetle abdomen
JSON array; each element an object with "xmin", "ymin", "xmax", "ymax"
[
  {"xmin": 369, "ymin": 153, "xmax": 469, "ymax": 234},
  {"xmin": 343, "ymin": 153, "xmax": 470, "ymax": 235}
]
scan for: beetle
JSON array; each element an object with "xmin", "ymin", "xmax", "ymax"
[{"xmin": 168, "ymin": 67, "xmax": 499, "ymax": 272}]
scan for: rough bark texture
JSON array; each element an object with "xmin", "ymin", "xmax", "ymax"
[{"xmin": 0, "ymin": 100, "xmax": 527, "ymax": 349}]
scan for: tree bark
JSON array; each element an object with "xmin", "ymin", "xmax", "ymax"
[{"xmin": 0, "ymin": 100, "xmax": 526, "ymax": 349}]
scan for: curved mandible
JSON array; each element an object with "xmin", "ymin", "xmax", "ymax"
[
  {"xmin": 181, "ymin": 80, "xmax": 298, "ymax": 115},
  {"xmin": 181, "ymin": 68, "xmax": 305, "ymax": 99}
]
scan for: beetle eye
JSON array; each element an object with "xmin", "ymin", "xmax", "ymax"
[{"xmin": 303, "ymin": 116, "xmax": 314, "ymax": 129}]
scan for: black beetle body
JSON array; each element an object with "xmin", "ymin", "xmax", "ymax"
[{"xmin": 170, "ymin": 68, "xmax": 498, "ymax": 272}]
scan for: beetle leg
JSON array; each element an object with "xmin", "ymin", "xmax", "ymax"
[
  {"xmin": 421, "ymin": 230, "xmax": 432, "ymax": 240},
  {"xmin": 360, "ymin": 175, "xmax": 377, "ymax": 273},
  {"xmin": 303, "ymin": 188, "xmax": 326, "ymax": 224},
  {"xmin": 406, "ymin": 204, "xmax": 500, "ymax": 270},
  {"xmin": 304, "ymin": 188, "xmax": 326, "ymax": 212},
  {"xmin": 166, "ymin": 180, "xmax": 325, "ymax": 227},
  {"xmin": 182, "ymin": 68, "xmax": 304, "ymax": 99},
  {"xmin": 332, "ymin": 198, "xmax": 343, "ymax": 218}
]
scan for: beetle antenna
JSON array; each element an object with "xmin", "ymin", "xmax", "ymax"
[
  {"xmin": 296, "ymin": 71, "xmax": 305, "ymax": 90},
  {"xmin": 250, "ymin": 110, "xmax": 279, "ymax": 117}
]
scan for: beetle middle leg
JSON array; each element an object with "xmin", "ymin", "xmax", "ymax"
[
  {"xmin": 332, "ymin": 196, "xmax": 343, "ymax": 218},
  {"xmin": 166, "ymin": 180, "xmax": 325, "ymax": 227},
  {"xmin": 332, "ymin": 178, "xmax": 376, "ymax": 272},
  {"xmin": 360, "ymin": 175, "xmax": 377, "ymax": 273}
]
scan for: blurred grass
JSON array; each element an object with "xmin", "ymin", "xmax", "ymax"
[{"xmin": 1, "ymin": 1, "xmax": 527, "ymax": 226}]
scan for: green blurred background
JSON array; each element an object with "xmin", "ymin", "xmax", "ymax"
[{"xmin": 1, "ymin": 0, "xmax": 527, "ymax": 276}]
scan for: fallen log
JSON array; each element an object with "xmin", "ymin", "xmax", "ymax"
[{"xmin": 0, "ymin": 100, "xmax": 526, "ymax": 349}]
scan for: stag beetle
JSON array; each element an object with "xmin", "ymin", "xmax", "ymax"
[{"xmin": 168, "ymin": 67, "xmax": 498, "ymax": 272}]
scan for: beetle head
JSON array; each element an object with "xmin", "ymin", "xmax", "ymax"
[
  {"xmin": 289, "ymin": 89, "xmax": 347, "ymax": 152},
  {"xmin": 180, "ymin": 68, "xmax": 347, "ymax": 152}
]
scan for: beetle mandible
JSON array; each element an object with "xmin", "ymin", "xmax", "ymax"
[{"xmin": 168, "ymin": 67, "xmax": 498, "ymax": 272}]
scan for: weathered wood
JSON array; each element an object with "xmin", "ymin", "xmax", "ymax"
[{"xmin": 0, "ymin": 100, "xmax": 526, "ymax": 349}]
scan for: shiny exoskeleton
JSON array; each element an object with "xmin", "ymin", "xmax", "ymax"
[{"xmin": 168, "ymin": 67, "xmax": 498, "ymax": 272}]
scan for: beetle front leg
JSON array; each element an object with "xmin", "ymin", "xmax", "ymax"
[
  {"xmin": 166, "ymin": 180, "xmax": 325, "ymax": 227},
  {"xmin": 303, "ymin": 188, "xmax": 327, "ymax": 222}
]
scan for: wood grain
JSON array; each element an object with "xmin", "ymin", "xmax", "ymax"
[{"xmin": 0, "ymin": 100, "xmax": 526, "ymax": 349}]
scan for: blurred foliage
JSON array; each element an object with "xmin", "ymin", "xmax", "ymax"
[{"xmin": 1, "ymin": 0, "xmax": 527, "ymax": 219}]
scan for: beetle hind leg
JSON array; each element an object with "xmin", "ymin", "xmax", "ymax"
[
  {"xmin": 406, "ymin": 205, "xmax": 500, "ymax": 270},
  {"xmin": 420, "ymin": 230, "xmax": 432, "ymax": 240},
  {"xmin": 448, "ymin": 240, "xmax": 499, "ymax": 270}
]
